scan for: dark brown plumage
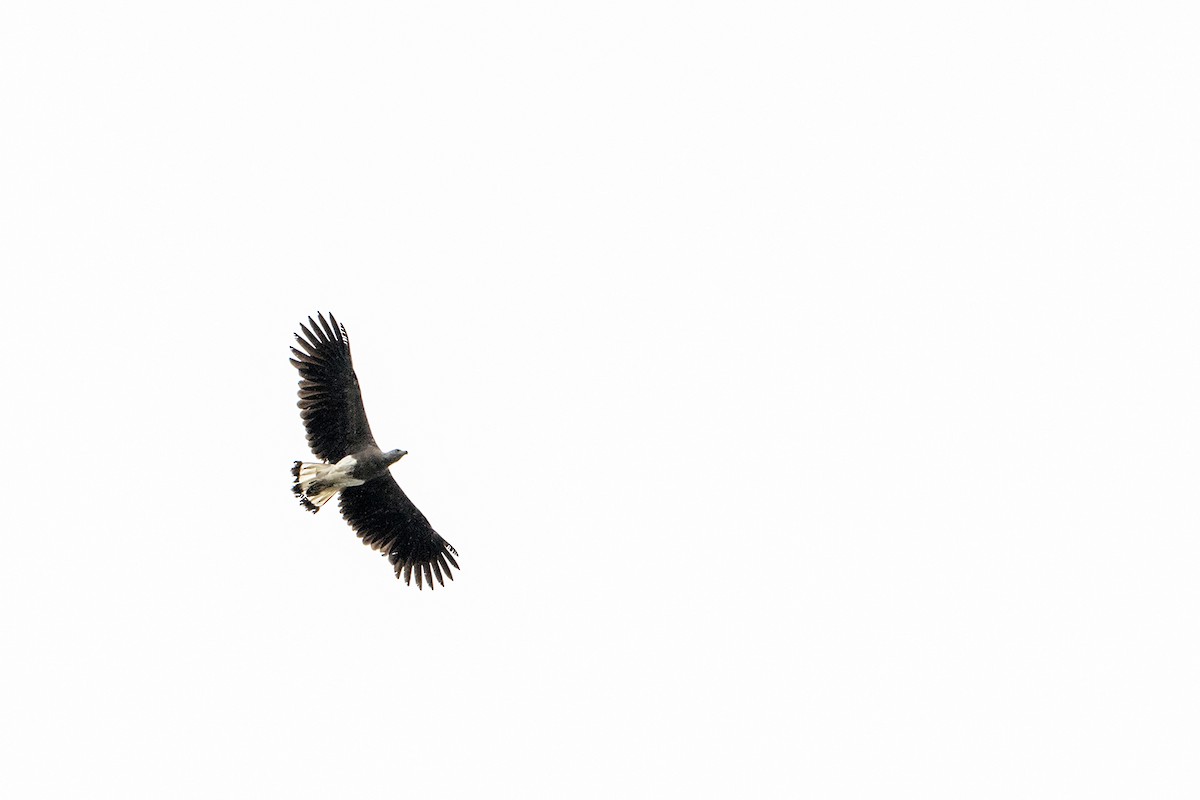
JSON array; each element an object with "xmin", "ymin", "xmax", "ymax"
[{"xmin": 289, "ymin": 312, "xmax": 459, "ymax": 588}]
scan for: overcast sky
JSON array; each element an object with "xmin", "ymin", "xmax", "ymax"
[{"xmin": 3, "ymin": 2, "xmax": 1198, "ymax": 798}]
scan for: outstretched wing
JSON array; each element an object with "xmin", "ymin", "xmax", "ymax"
[
  {"xmin": 338, "ymin": 476, "xmax": 460, "ymax": 589},
  {"xmin": 289, "ymin": 312, "xmax": 377, "ymax": 462}
]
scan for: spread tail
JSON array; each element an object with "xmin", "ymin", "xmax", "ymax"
[{"xmin": 291, "ymin": 460, "xmax": 340, "ymax": 513}]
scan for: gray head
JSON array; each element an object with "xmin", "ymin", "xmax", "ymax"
[{"xmin": 384, "ymin": 448, "xmax": 408, "ymax": 466}]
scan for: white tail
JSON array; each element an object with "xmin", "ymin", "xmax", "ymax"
[{"xmin": 291, "ymin": 460, "xmax": 348, "ymax": 513}]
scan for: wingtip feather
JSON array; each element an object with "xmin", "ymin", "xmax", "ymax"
[{"xmin": 317, "ymin": 313, "xmax": 337, "ymax": 343}]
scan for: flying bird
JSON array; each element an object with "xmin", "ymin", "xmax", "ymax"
[{"xmin": 289, "ymin": 312, "xmax": 459, "ymax": 588}]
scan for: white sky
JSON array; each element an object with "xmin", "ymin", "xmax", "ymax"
[{"xmin": 2, "ymin": 2, "xmax": 1198, "ymax": 797}]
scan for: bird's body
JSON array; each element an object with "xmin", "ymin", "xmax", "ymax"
[{"xmin": 289, "ymin": 312, "xmax": 459, "ymax": 588}]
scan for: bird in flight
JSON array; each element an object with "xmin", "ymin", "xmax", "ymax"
[{"xmin": 289, "ymin": 312, "xmax": 459, "ymax": 588}]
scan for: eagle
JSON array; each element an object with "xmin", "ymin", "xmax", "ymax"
[{"xmin": 289, "ymin": 312, "xmax": 459, "ymax": 589}]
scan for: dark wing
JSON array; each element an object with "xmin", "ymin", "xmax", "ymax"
[
  {"xmin": 289, "ymin": 312, "xmax": 377, "ymax": 462},
  {"xmin": 338, "ymin": 476, "xmax": 460, "ymax": 589}
]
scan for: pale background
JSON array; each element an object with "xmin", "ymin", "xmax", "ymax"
[{"xmin": 2, "ymin": 2, "xmax": 1197, "ymax": 797}]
